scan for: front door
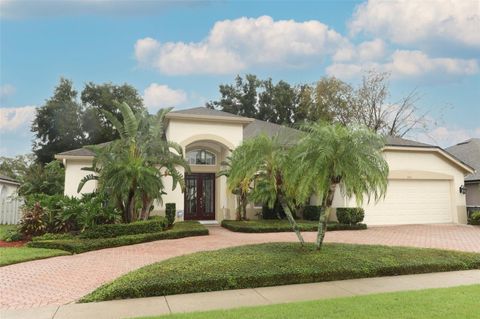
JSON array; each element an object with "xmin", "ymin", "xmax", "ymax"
[{"xmin": 184, "ymin": 173, "xmax": 215, "ymax": 220}]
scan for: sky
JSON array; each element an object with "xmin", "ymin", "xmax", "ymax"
[{"xmin": 0, "ymin": 0, "xmax": 479, "ymax": 157}]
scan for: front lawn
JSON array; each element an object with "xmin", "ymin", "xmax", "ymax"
[
  {"xmin": 141, "ymin": 284, "xmax": 480, "ymax": 319},
  {"xmin": 28, "ymin": 221, "xmax": 208, "ymax": 254},
  {"xmin": 0, "ymin": 246, "xmax": 70, "ymax": 267},
  {"xmin": 81, "ymin": 242, "xmax": 480, "ymax": 302},
  {"xmin": 221, "ymin": 219, "xmax": 366, "ymax": 233}
]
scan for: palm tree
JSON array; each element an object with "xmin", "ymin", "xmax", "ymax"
[
  {"xmin": 78, "ymin": 102, "xmax": 189, "ymax": 223},
  {"xmin": 292, "ymin": 123, "xmax": 389, "ymax": 250},
  {"xmin": 225, "ymin": 134, "xmax": 305, "ymax": 244}
]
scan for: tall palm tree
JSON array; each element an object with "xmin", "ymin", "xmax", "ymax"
[
  {"xmin": 292, "ymin": 123, "xmax": 389, "ymax": 250},
  {"xmin": 225, "ymin": 134, "xmax": 305, "ymax": 244},
  {"xmin": 78, "ymin": 102, "xmax": 189, "ymax": 223}
]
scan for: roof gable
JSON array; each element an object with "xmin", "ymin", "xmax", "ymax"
[{"xmin": 446, "ymin": 138, "xmax": 480, "ymax": 181}]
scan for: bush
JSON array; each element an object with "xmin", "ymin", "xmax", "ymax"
[
  {"xmin": 221, "ymin": 220, "xmax": 366, "ymax": 233},
  {"xmin": 336, "ymin": 208, "xmax": 365, "ymax": 225},
  {"xmin": 165, "ymin": 203, "xmax": 176, "ymax": 227},
  {"xmin": 261, "ymin": 200, "xmax": 286, "ymax": 219},
  {"xmin": 80, "ymin": 242, "xmax": 480, "ymax": 302},
  {"xmin": 28, "ymin": 222, "xmax": 208, "ymax": 254},
  {"xmin": 303, "ymin": 206, "xmax": 322, "ymax": 221},
  {"xmin": 469, "ymin": 211, "xmax": 480, "ymax": 225},
  {"xmin": 19, "ymin": 202, "xmax": 46, "ymax": 236},
  {"xmin": 80, "ymin": 218, "xmax": 167, "ymax": 239}
]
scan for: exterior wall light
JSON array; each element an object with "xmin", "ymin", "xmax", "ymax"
[{"xmin": 459, "ymin": 185, "xmax": 466, "ymax": 194}]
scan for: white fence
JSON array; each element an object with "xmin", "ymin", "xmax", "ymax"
[{"xmin": 0, "ymin": 198, "xmax": 23, "ymax": 224}]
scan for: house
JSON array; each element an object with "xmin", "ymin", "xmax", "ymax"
[
  {"xmin": 0, "ymin": 174, "xmax": 20, "ymax": 200},
  {"xmin": 446, "ymin": 138, "xmax": 480, "ymax": 213},
  {"xmin": 55, "ymin": 107, "xmax": 474, "ymax": 225}
]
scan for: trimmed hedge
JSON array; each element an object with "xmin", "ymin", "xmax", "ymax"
[
  {"xmin": 336, "ymin": 208, "xmax": 365, "ymax": 225},
  {"xmin": 165, "ymin": 203, "xmax": 176, "ymax": 227},
  {"xmin": 80, "ymin": 242, "xmax": 480, "ymax": 302},
  {"xmin": 80, "ymin": 218, "xmax": 167, "ymax": 239},
  {"xmin": 221, "ymin": 220, "xmax": 367, "ymax": 233},
  {"xmin": 303, "ymin": 206, "xmax": 322, "ymax": 221},
  {"xmin": 28, "ymin": 221, "xmax": 208, "ymax": 254}
]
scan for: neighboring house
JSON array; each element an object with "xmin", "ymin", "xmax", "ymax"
[
  {"xmin": 0, "ymin": 174, "xmax": 20, "ymax": 200},
  {"xmin": 56, "ymin": 107, "xmax": 474, "ymax": 225},
  {"xmin": 446, "ymin": 138, "xmax": 480, "ymax": 210}
]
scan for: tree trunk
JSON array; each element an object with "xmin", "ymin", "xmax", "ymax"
[
  {"xmin": 241, "ymin": 193, "xmax": 248, "ymax": 220},
  {"xmin": 316, "ymin": 182, "xmax": 338, "ymax": 250},
  {"xmin": 125, "ymin": 188, "xmax": 136, "ymax": 223},
  {"xmin": 278, "ymin": 193, "xmax": 305, "ymax": 246},
  {"xmin": 235, "ymin": 196, "xmax": 242, "ymax": 220},
  {"xmin": 140, "ymin": 194, "xmax": 153, "ymax": 220}
]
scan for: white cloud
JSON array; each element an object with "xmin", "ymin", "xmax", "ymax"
[
  {"xmin": 0, "ymin": 106, "xmax": 36, "ymax": 132},
  {"xmin": 349, "ymin": 0, "xmax": 480, "ymax": 50},
  {"xmin": 416, "ymin": 126, "xmax": 480, "ymax": 148},
  {"xmin": 333, "ymin": 38, "xmax": 386, "ymax": 62},
  {"xmin": 327, "ymin": 50, "xmax": 479, "ymax": 79},
  {"xmin": 143, "ymin": 84, "xmax": 187, "ymax": 113},
  {"xmin": 134, "ymin": 15, "xmax": 348, "ymax": 75},
  {"xmin": 0, "ymin": 84, "xmax": 15, "ymax": 100}
]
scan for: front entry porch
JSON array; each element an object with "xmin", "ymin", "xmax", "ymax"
[{"xmin": 184, "ymin": 173, "xmax": 216, "ymax": 220}]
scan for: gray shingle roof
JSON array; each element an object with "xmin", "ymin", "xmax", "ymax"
[
  {"xmin": 56, "ymin": 142, "xmax": 110, "ymax": 158},
  {"xmin": 385, "ymin": 136, "xmax": 435, "ymax": 148},
  {"xmin": 170, "ymin": 107, "xmax": 246, "ymax": 118},
  {"xmin": 446, "ymin": 138, "xmax": 480, "ymax": 182},
  {"xmin": 244, "ymin": 120, "xmax": 302, "ymax": 145}
]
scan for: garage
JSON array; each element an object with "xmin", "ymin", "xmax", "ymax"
[{"xmin": 362, "ymin": 179, "xmax": 453, "ymax": 225}]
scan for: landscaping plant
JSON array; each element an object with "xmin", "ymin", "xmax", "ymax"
[
  {"xmin": 336, "ymin": 208, "xmax": 365, "ymax": 225},
  {"xmin": 165, "ymin": 203, "xmax": 176, "ymax": 227},
  {"xmin": 292, "ymin": 123, "xmax": 388, "ymax": 250},
  {"xmin": 78, "ymin": 102, "xmax": 189, "ymax": 223}
]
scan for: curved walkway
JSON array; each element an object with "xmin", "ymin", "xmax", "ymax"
[{"xmin": 1, "ymin": 224, "xmax": 479, "ymax": 310}]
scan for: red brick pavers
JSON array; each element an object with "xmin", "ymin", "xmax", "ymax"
[{"xmin": 1, "ymin": 224, "xmax": 479, "ymax": 310}]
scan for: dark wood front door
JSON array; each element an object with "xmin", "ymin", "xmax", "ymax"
[{"xmin": 184, "ymin": 173, "xmax": 215, "ymax": 220}]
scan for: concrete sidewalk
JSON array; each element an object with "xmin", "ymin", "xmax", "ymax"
[{"xmin": 3, "ymin": 270, "xmax": 480, "ymax": 319}]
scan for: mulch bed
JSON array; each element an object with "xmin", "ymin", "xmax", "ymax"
[{"xmin": 0, "ymin": 240, "xmax": 27, "ymax": 248}]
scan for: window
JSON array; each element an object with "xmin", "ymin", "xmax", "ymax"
[{"xmin": 186, "ymin": 149, "xmax": 216, "ymax": 165}]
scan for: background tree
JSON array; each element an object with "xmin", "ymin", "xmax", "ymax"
[
  {"xmin": 0, "ymin": 154, "xmax": 34, "ymax": 180},
  {"xmin": 32, "ymin": 78, "xmax": 84, "ymax": 164},
  {"xmin": 81, "ymin": 82, "xmax": 145, "ymax": 145},
  {"xmin": 18, "ymin": 161, "xmax": 65, "ymax": 196},
  {"xmin": 292, "ymin": 123, "xmax": 389, "ymax": 250}
]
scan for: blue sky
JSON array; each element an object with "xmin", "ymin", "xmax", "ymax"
[{"xmin": 1, "ymin": 0, "xmax": 479, "ymax": 157}]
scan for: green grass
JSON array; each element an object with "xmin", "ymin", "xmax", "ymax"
[
  {"xmin": 28, "ymin": 221, "xmax": 208, "ymax": 254},
  {"xmin": 139, "ymin": 284, "xmax": 480, "ymax": 319},
  {"xmin": 81, "ymin": 242, "xmax": 480, "ymax": 302},
  {"xmin": 221, "ymin": 219, "xmax": 366, "ymax": 233},
  {"xmin": 0, "ymin": 224, "xmax": 17, "ymax": 240},
  {"xmin": 0, "ymin": 246, "xmax": 70, "ymax": 267}
]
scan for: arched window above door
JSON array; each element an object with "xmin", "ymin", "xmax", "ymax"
[{"xmin": 186, "ymin": 149, "xmax": 216, "ymax": 165}]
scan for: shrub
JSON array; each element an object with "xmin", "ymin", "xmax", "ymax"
[
  {"xmin": 80, "ymin": 218, "xmax": 167, "ymax": 239},
  {"xmin": 4, "ymin": 229, "xmax": 24, "ymax": 242},
  {"xmin": 221, "ymin": 220, "xmax": 366, "ymax": 233},
  {"xmin": 165, "ymin": 203, "xmax": 176, "ymax": 227},
  {"xmin": 336, "ymin": 208, "xmax": 365, "ymax": 225},
  {"xmin": 28, "ymin": 222, "xmax": 208, "ymax": 254},
  {"xmin": 19, "ymin": 202, "xmax": 46, "ymax": 236},
  {"xmin": 261, "ymin": 200, "xmax": 286, "ymax": 219},
  {"xmin": 469, "ymin": 211, "xmax": 480, "ymax": 225},
  {"xmin": 303, "ymin": 206, "xmax": 322, "ymax": 221}
]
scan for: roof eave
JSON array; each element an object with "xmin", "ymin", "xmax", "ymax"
[
  {"xmin": 54, "ymin": 154, "xmax": 94, "ymax": 160},
  {"xmin": 165, "ymin": 113, "xmax": 254, "ymax": 125}
]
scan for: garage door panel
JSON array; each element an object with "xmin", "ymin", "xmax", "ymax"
[{"xmin": 362, "ymin": 180, "xmax": 452, "ymax": 225}]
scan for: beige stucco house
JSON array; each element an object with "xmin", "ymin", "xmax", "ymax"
[{"xmin": 56, "ymin": 107, "xmax": 474, "ymax": 225}]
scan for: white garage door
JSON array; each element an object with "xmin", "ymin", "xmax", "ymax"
[{"xmin": 363, "ymin": 180, "xmax": 453, "ymax": 225}]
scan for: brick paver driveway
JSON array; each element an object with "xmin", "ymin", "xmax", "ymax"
[{"xmin": 1, "ymin": 224, "xmax": 479, "ymax": 309}]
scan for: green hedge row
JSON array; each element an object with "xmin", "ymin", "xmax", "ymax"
[
  {"xmin": 28, "ymin": 222, "xmax": 208, "ymax": 254},
  {"xmin": 80, "ymin": 217, "xmax": 167, "ymax": 239},
  {"xmin": 80, "ymin": 242, "xmax": 480, "ymax": 302},
  {"xmin": 221, "ymin": 220, "xmax": 367, "ymax": 233}
]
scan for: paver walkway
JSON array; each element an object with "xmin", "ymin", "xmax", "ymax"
[
  {"xmin": 3, "ymin": 270, "xmax": 480, "ymax": 319},
  {"xmin": 0, "ymin": 224, "xmax": 479, "ymax": 310}
]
